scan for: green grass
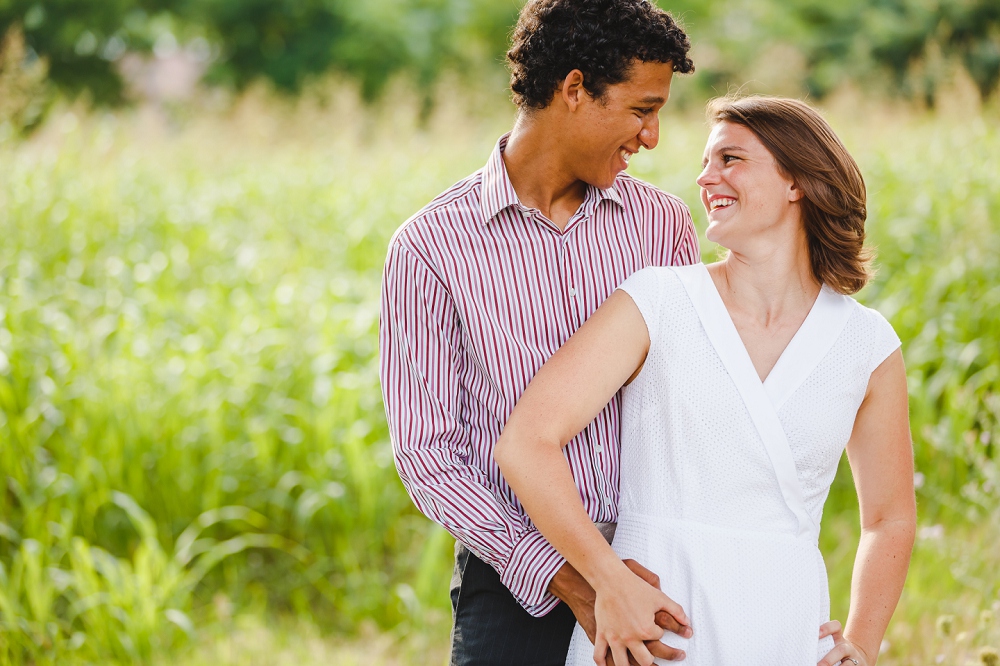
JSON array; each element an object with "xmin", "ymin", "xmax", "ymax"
[{"xmin": 0, "ymin": 93, "xmax": 997, "ymax": 664}]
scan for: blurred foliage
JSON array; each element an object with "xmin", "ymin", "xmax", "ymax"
[
  {"xmin": 0, "ymin": 99, "xmax": 997, "ymax": 663},
  {"xmin": 789, "ymin": 0, "xmax": 1000, "ymax": 103},
  {"xmin": 2, "ymin": 0, "xmax": 999, "ymax": 115},
  {"xmin": 0, "ymin": 0, "xmax": 519, "ymax": 108},
  {"xmin": 0, "ymin": 1, "xmax": 155, "ymax": 104},
  {"xmin": 173, "ymin": 0, "xmax": 517, "ymax": 104},
  {"xmin": 0, "ymin": 25, "xmax": 48, "ymax": 133}
]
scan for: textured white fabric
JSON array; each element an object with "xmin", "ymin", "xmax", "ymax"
[{"xmin": 564, "ymin": 263, "xmax": 901, "ymax": 665}]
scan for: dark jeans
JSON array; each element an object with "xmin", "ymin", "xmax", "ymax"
[{"xmin": 450, "ymin": 543, "xmax": 577, "ymax": 666}]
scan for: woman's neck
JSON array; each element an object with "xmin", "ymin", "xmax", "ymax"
[{"xmin": 710, "ymin": 230, "xmax": 820, "ymax": 327}]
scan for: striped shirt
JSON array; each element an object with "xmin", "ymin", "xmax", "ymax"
[{"xmin": 379, "ymin": 133, "xmax": 699, "ymax": 617}]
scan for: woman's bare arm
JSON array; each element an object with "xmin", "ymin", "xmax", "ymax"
[
  {"xmin": 494, "ymin": 289, "xmax": 689, "ymax": 666},
  {"xmin": 819, "ymin": 349, "xmax": 916, "ymax": 665}
]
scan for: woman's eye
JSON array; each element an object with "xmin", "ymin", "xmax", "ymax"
[{"xmin": 722, "ymin": 155, "xmax": 739, "ymax": 164}]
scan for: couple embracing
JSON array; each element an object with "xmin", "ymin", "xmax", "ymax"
[{"xmin": 380, "ymin": 1, "xmax": 916, "ymax": 664}]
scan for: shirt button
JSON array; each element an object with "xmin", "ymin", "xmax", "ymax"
[
  {"xmin": 595, "ymin": 444, "xmax": 604, "ymax": 453},
  {"xmin": 568, "ymin": 286, "xmax": 577, "ymax": 298}
]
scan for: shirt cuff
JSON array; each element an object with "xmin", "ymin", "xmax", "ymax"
[{"xmin": 500, "ymin": 529, "xmax": 567, "ymax": 618}]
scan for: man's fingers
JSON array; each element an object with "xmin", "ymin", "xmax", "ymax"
[
  {"xmin": 654, "ymin": 610, "xmax": 693, "ymax": 638},
  {"xmin": 648, "ymin": 638, "xmax": 686, "ymax": 661},
  {"xmin": 627, "ymin": 641, "xmax": 656, "ymax": 666},
  {"xmin": 619, "ymin": 559, "xmax": 690, "ymax": 634},
  {"xmin": 623, "ymin": 559, "xmax": 660, "ymax": 589},
  {"xmin": 658, "ymin": 596, "xmax": 689, "ymax": 627}
]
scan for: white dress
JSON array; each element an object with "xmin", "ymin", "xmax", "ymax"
[{"xmin": 565, "ymin": 263, "xmax": 901, "ymax": 665}]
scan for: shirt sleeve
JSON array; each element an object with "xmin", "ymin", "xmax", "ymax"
[
  {"xmin": 641, "ymin": 190, "xmax": 700, "ymax": 267},
  {"xmin": 379, "ymin": 240, "xmax": 566, "ymax": 617},
  {"xmin": 669, "ymin": 202, "xmax": 701, "ymax": 267}
]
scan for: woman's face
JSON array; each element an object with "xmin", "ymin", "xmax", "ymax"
[{"xmin": 696, "ymin": 121, "xmax": 802, "ymax": 250}]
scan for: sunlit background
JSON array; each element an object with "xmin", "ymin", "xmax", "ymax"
[{"xmin": 0, "ymin": 1, "xmax": 998, "ymax": 664}]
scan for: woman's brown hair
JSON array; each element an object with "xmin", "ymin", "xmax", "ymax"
[{"xmin": 707, "ymin": 96, "xmax": 873, "ymax": 295}]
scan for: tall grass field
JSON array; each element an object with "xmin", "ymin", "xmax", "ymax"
[{"xmin": 0, "ymin": 95, "xmax": 998, "ymax": 664}]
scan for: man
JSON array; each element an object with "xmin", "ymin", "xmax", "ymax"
[{"xmin": 380, "ymin": 1, "xmax": 697, "ymax": 663}]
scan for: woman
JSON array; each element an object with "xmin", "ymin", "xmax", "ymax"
[{"xmin": 494, "ymin": 96, "xmax": 916, "ymax": 666}]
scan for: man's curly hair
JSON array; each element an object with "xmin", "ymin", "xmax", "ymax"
[{"xmin": 507, "ymin": 0, "xmax": 694, "ymax": 110}]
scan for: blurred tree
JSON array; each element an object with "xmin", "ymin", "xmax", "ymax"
[
  {"xmin": 0, "ymin": 0, "xmax": 161, "ymax": 104},
  {"xmin": 0, "ymin": 0, "xmax": 519, "ymax": 109},
  {"xmin": 940, "ymin": 0, "xmax": 1000, "ymax": 100},
  {"xmin": 790, "ymin": 0, "xmax": 1000, "ymax": 104},
  {"xmin": 0, "ymin": 0, "xmax": 996, "ymax": 112},
  {"xmin": 0, "ymin": 24, "xmax": 48, "ymax": 131}
]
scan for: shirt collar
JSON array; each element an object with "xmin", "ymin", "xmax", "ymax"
[{"xmin": 479, "ymin": 132, "xmax": 625, "ymax": 225}]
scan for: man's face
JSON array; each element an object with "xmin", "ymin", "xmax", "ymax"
[{"xmin": 568, "ymin": 60, "xmax": 674, "ymax": 189}]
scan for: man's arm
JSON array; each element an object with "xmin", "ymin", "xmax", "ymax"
[
  {"xmin": 379, "ymin": 239, "xmax": 565, "ymax": 616},
  {"xmin": 641, "ymin": 191, "xmax": 700, "ymax": 267},
  {"xmin": 669, "ymin": 203, "xmax": 700, "ymax": 266}
]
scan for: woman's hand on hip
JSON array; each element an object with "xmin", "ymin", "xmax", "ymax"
[
  {"xmin": 592, "ymin": 566, "xmax": 689, "ymax": 666},
  {"xmin": 817, "ymin": 620, "xmax": 871, "ymax": 666}
]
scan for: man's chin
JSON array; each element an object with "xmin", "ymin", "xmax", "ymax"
[{"xmin": 589, "ymin": 173, "xmax": 621, "ymax": 191}]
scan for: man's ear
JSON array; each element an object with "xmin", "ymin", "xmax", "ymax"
[{"xmin": 560, "ymin": 69, "xmax": 587, "ymax": 112}]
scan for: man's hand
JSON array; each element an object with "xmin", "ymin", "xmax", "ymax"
[{"xmin": 548, "ymin": 560, "xmax": 689, "ymax": 664}]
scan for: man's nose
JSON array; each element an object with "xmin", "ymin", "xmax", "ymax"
[{"xmin": 638, "ymin": 116, "xmax": 659, "ymax": 150}]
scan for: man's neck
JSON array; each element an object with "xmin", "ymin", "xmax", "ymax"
[{"xmin": 502, "ymin": 114, "xmax": 589, "ymax": 231}]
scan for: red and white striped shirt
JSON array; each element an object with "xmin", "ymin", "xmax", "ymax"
[{"xmin": 379, "ymin": 133, "xmax": 699, "ymax": 617}]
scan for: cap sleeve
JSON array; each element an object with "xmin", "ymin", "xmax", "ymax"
[
  {"xmin": 868, "ymin": 308, "xmax": 902, "ymax": 374},
  {"xmin": 617, "ymin": 267, "xmax": 664, "ymax": 347}
]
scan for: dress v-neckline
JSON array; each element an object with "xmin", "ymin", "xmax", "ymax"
[
  {"xmin": 672, "ymin": 263, "xmax": 857, "ymax": 539},
  {"xmin": 693, "ymin": 263, "xmax": 854, "ymax": 411}
]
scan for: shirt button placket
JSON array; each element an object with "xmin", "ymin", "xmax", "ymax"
[{"xmin": 564, "ymin": 242, "xmax": 583, "ymax": 327}]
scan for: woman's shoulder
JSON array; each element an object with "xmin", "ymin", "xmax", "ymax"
[
  {"xmin": 839, "ymin": 294, "xmax": 902, "ymax": 370},
  {"xmin": 617, "ymin": 264, "xmax": 700, "ymax": 336},
  {"xmin": 843, "ymin": 295, "xmax": 897, "ymax": 335},
  {"xmin": 619, "ymin": 263, "xmax": 696, "ymax": 296}
]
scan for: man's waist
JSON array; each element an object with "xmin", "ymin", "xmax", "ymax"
[{"xmin": 595, "ymin": 521, "xmax": 617, "ymax": 544}]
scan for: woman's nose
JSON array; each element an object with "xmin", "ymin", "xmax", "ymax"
[{"xmin": 696, "ymin": 164, "xmax": 715, "ymax": 188}]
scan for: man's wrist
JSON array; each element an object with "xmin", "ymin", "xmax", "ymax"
[{"xmin": 547, "ymin": 562, "xmax": 595, "ymax": 606}]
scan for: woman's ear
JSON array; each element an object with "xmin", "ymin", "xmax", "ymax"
[{"xmin": 788, "ymin": 179, "xmax": 805, "ymax": 203}]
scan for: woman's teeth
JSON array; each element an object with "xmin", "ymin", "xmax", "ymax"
[{"xmin": 710, "ymin": 197, "xmax": 736, "ymax": 210}]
